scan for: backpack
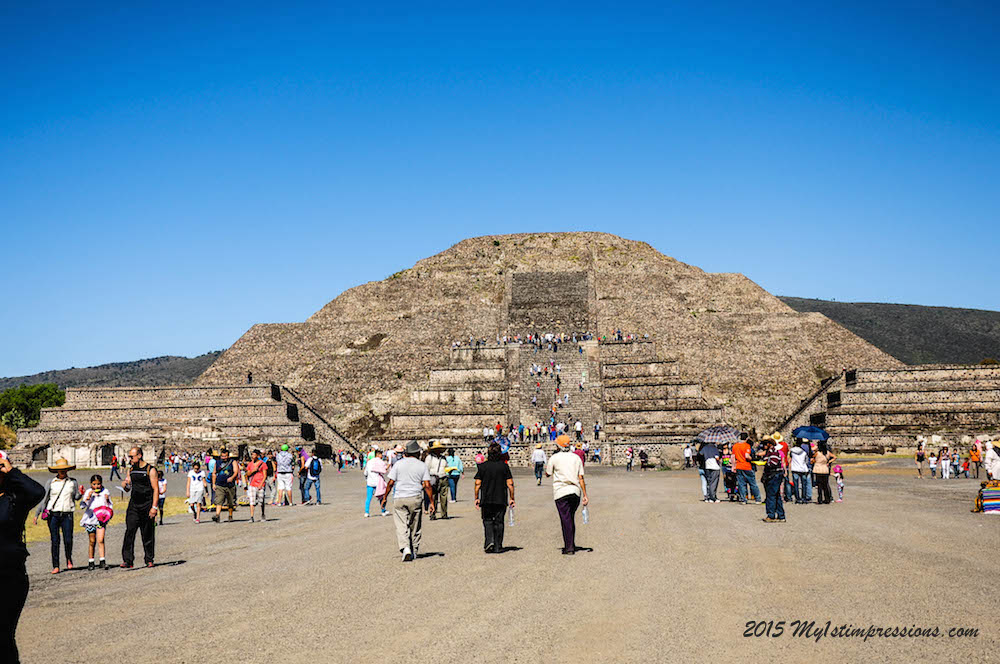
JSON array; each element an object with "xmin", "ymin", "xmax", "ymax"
[{"xmin": 310, "ymin": 457, "xmax": 323, "ymax": 475}]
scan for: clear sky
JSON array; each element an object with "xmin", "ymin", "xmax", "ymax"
[{"xmin": 2, "ymin": 1, "xmax": 998, "ymax": 377}]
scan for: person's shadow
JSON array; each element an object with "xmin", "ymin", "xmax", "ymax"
[
  {"xmin": 415, "ymin": 552, "xmax": 445, "ymax": 559},
  {"xmin": 496, "ymin": 546, "xmax": 523, "ymax": 553}
]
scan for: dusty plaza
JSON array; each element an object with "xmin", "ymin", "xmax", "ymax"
[{"xmin": 16, "ymin": 459, "xmax": 998, "ymax": 664}]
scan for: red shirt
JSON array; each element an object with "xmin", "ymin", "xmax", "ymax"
[
  {"xmin": 246, "ymin": 460, "xmax": 267, "ymax": 489},
  {"xmin": 573, "ymin": 449, "xmax": 586, "ymax": 465}
]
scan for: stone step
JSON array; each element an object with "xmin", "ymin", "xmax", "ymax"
[
  {"xmin": 850, "ymin": 379, "xmax": 1000, "ymax": 392},
  {"xmin": 605, "ymin": 422, "xmax": 716, "ymax": 436},
  {"xmin": 49, "ymin": 398, "xmax": 284, "ymax": 410},
  {"xmin": 831, "ymin": 403, "xmax": 1000, "ymax": 415},
  {"xmin": 40, "ymin": 403, "xmax": 290, "ymax": 423},
  {"xmin": 604, "ymin": 398, "xmax": 709, "ymax": 412},
  {"xmin": 429, "ymin": 368, "xmax": 505, "ymax": 385},
  {"xmin": 605, "ymin": 408, "xmax": 724, "ymax": 425},
  {"xmin": 31, "ymin": 415, "xmax": 302, "ymax": 431},
  {"xmin": 604, "ymin": 383, "xmax": 702, "ymax": 400},
  {"xmin": 18, "ymin": 422, "xmax": 304, "ymax": 444},
  {"xmin": 449, "ymin": 347, "xmax": 507, "ymax": 364},
  {"xmin": 840, "ymin": 390, "xmax": 1000, "ymax": 406},
  {"xmin": 853, "ymin": 366, "xmax": 1000, "ymax": 383},
  {"xmin": 410, "ymin": 388, "xmax": 507, "ymax": 405},
  {"xmin": 827, "ymin": 411, "xmax": 1000, "ymax": 427},
  {"xmin": 64, "ymin": 385, "xmax": 276, "ymax": 404},
  {"xmin": 601, "ymin": 362, "xmax": 679, "ymax": 379}
]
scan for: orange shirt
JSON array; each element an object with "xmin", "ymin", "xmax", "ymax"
[
  {"xmin": 733, "ymin": 442, "xmax": 753, "ymax": 471},
  {"xmin": 246, "ymin": 460, "xmax": 267, "ymax": 489}
]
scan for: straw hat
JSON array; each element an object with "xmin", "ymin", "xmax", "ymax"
[
  {"xmin": 48, "ymin": 457, "xmax": 76, "ymax": 473},
  {"xmin": 771, "ymin": 432, "xmax": 784, "ymax": 444},
  {"xmin": 428, "ymin": 440, "xmax": 446, "ymax": 452},
  {"xmin": 535, "ymin": 443, "xmax": 542, "ymax": 449}
]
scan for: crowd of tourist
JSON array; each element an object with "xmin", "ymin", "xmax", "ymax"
[{"xmin": 913, "ymin": 437, "xmax": 1000, "ymax": 480}]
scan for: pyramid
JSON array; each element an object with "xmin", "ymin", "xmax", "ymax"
[{"xmin": 197, "ymin": 233, "xmax": 900, "ymax": 442}]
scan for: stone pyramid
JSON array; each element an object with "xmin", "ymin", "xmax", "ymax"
[{"xmin": 197, "ymin": 232, "xmax": 900, "ymax": 441}]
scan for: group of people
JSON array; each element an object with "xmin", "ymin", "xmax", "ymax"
[
  {"xmin": 914, "ymin": 438, "xmax": 1000, "ymax": 480},
  {"xmin": 374, "ymin": 434, "xmax": 589, "ymax": 562},
  {"xmin": 694, "ymin": 433, "xmax": 843, "ymax": 523},
  {"xmin": 452, "ymin": 331, "xmax": 596, "ymax": 350}
]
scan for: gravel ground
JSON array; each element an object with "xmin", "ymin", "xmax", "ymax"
[{"xmin": 16, "ymin": 462, "xmax": 999, "ymax": 663}]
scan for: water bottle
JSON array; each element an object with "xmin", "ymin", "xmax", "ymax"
[
  {"xmin": 581, "ymin": 506, "xmax": 589, "ymax": 524},
  {"xmin": 508, "ymin": 507, "xmax": 515, "ymax": 526}
]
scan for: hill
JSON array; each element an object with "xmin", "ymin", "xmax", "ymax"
[
  {"xmin": 196, "ymin": 232, "xmax": 898, "ymax": 439},
  {"xmin": 778, "ymin": 298, "xmax": 1000, "ymax": 365},
  {"xmin": 0, "ymin": 352, "xmax": 223, "ymax": 391}
]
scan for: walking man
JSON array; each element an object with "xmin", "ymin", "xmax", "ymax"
[
  {"xmin": 109, "ymin": 453, "xmax": 122, "ymax": 481},
  {"xmin": 381, "ymin": 441, "xmax": 434, "ymax": 562},
  {"xmin": 474, "ymin": 442, "xmax": 515, "ymax": 553},
  {"xmin": 211, "ymin": 448, "xmax": 238, "ymax": 523},
  {"xmin": 275, "ymin": 444, "xmax": 295, "ymax": 506},
  {"xmin": 531, "ymin": 444, "xmax": 547, "ymax": 485},
  {"xmin": 424, "ymin": 441, "xmax": 449, "ymax": 519},
  {"xmin": 120, "ymin": 447, "xmax": 158, "ymax": 568},
  {"xmin": 245, "ymin": 449, "xmax": 267, "ymax": 522},
  {"xmin": 545, "ymin": 435, "xmax": 589, "ymax": 555}
]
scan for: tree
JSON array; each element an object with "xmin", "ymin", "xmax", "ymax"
[
  {"xmin": 0, "ymin": 383, "xmax": 65, "ymax": 429},
  {"xmin": 0, "ymin": 423, "xmax": 16, "ymax": 449}
]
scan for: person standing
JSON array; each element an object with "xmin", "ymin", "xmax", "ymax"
[
  {"xmin": 265, "ymin": 450, "xmax": 278, "ymax": 506},
  {"xmin": 424, "ymin": 442, "xmax": 449, "ymax": 520},
  {"xmin": 915, "ymin": 442, "xmax": 927, "ymax": 479},
  {"xmin": 970, "ymin": 442, "xmax": 982, "ymax": 479},
  {"xmin": 984, "ymin": 442, "xmax": 1000, "ymax": 480},
  {"xmin": 109, "ymin": 454, "xmax": 122, "ymax": 481},
  {"xmin": 474, "ymin": 442, "xmax": 515, "ymax": 554},
  {"xmin": 789, "ymin": 441, "xmax": 811, "ymax": 504},
  {"xmin": 544, "ymin": 435, "xmax": 589, "ymax": 555},
  {"xmin": 444, "ymin": 448, "xmax": 464, "ymax": 502},
  {"xmin": 0, "ymin": 453, "xmax": 46, "ymax": 663},
  {"xmin": 363, "ymin": 449, "xmax": 388, "ymax": 517},
  {"xmin": 33, "ymin": 457, "xmax": 79, "ymax": 574},
  {"xmin": 381, "ymin": 441, "xmax": 434, "ymax": 562},
  {"xmin": 120, "ymin": 447, "xmax": 159, "ymax": 568},
  {"xmin": 79, "ymin": 474, "xmax": 112, "ymax": 570},
  {"xmin": 245, "ymin": 450, "xmax": 268, "ymax": 522},
  {"xmin": 732, "ymin": 434, "xmax": 762, "ymax": 504},
  {"xmin": 186, "ymin": 461, "xmax": 207, "ymax": 523},
  {"xmin": 811, "ymin": 442, "xmax": 836, "ymax": 505},
  {"xmin": 211, "ymin": 448, "xmax": 238, "ymax": 523},
  {"xmin": 625, "ymin": 446, "xmax": 634, "ymax": 472},
  {"xmin": 761, "ymin": 439, "xmax": 787, "ymax": 523},
  {"xmin": 683, "ymin": 444, "xmax": 693, "ymax": 468},
  {"xmin": 303, "ymin": 453, "xmax": 323, "ymax": 505},
  {"xmin": 297, "ymin": 448, "xmax": 310, "ymax": 504},
  {"xmin": 699, "ymin": 442, "xmax": 721, "ymax": 503},
  {"xmin": 531, "ymin": 444, "xmax": 547, "ymax": 485},
  {"xmin": 275, "ymin": 444, "xmax": 295, "ymax": 506}
]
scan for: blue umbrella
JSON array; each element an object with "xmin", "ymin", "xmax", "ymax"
[
  {"xmin": 696, "ymin": 425, "xmax": 740, "ymax": 444},
  {"xmin": 792, "ymin": 426, "xmax": 829, "ymax": 441}
]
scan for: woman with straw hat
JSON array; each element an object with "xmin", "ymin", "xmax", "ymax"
[{"xmin": 33, "ymin": 457, "xmax": 80, "ymax": 574}]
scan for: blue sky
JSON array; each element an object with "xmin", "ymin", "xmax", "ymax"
[{"xmin": 2, "ymin": 1, "xmax": 998, "ymax": 377}]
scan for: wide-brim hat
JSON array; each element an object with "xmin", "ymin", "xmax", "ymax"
[
  {"xmin": 536, "ymin": 444, "xmax": 542, "ymax": 449},
  {"xmin": 555, "ymin": 434, "xmax": 572, "ymax": 449},
  {"xmin": 428, "ymin": 440, "xmax": 446, "ymax": 452},
  {"xmin": 405, "ymin": 440, "xmax": 422, "ymax": 455},
  {"xmin": 48, "ymin": 457, "xmax": 76, "ymax": 472},
  {"xmin": 771, "ymin": 432, "xmax": 784, "ymax": 443}
]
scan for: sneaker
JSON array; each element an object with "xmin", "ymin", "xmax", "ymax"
[
  {"xmin": 99, "ymin": 559, "xmax": 106, "ymax": 569},
  {"xmin": 485, "ymin": 542, "xmax": 495, "ymax": 554},
  {"xmin": 88, "ymin": 561, "xmax": 95, "ymax": 571},
  {"xmin": 211, "ymin": 515, "xmax": 220, "ymax": 523},
  {"xmin": 713, "ymin": 500, "xmax": 720, "ymax": 503},
  {"xmin": 195, "ymin": 518, "xmax": 200, "ymax": 523},
  {"xmin": 561, "ymin": 548, "xmax": 575, "ymax": 555},
  {"xmin": 762, "ymin": 517, "xmax": 777, "ymax": 523},
  {"xmin": 835, "ymin": 499, "xmax": 843, "ymax": 503},
  {"xmin": 145, "ymin": 562, "xmax": 154, "ymax": 568},
  {"xmin": 402, "ymin": 548, "xmax": 413, "ymax": 562},
  {"xmin": 778, "ymin": 518, "xmax": 786, "ymax": 522},
  {"xmin": 119, "ymin": 563, "xmax": 133, "ymax": 569},
  {"xmin": 364, "ymin": 513, "xmax": 370, "ymax": 518},
  {"xmin": 250, "ymin": 517, "xmax": 255, "ymax": 523}
]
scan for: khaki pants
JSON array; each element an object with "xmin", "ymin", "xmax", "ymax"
[
  {"xmin": 393, "ymin": 495, "xmax": 423, "ymax": 554},
  {"xmin": 431, "ymin": 478, "xmax": 448, "ymax": 519}
]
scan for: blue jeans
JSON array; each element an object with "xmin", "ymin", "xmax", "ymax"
[
  {"xmin": 304, "ymin": 477, "xmax": 321, "ymax": 503},
  {"xmin": 764, "ymin": 473, "xmax": 785, "ymax": 519},
  {"xmin": 736, "ymin": 468, "xmax": 761, "ymax": 502},
  {"xmin": 792, "ymin": 472, "xmax": 811, "ymax": 502},
  {"xmin": 47, "ymin": 511, "xmax": 74, "ymax": 568},
  {"xmin": 448, "ymin": 476, "xmax": 459, "ymax": 500}
]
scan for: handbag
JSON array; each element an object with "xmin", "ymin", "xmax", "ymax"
[{"xmin": 41, "ymin": 479, "xmax": 70, "ymax": 521}]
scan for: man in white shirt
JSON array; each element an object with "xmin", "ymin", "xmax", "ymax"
[
  {"xmin": 544, "ymin": 435, "xmax": 589, "ymax": 555},
  {"xmin": 381, "ymin": 440, "xmax": 434, "ymax": 562},
  {"xmin": 531, "ymin": 444, "xmax": 547, "ymax": 485},
  {"xmin": 683, "ymin": 444, "xmax": 693, "ymax": 468},
  {"xmin": 574, "ymin": 420, "xmax": 583, "ymax": 441}
]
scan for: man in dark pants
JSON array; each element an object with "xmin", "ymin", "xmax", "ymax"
[
  {"xmin": 474, "ymin": 442, "xmax": 515, "ymax": 553},
  {"xmin": 120, "ymin": 447, "xmax": 159, "ymax": 568},
  {"xmin": 0, "ymin": 453, "xmax": 46, "ymax": 663},
  {"xmin": 545, "ymin": 435, "xmax": 589, "ymax": 555}
]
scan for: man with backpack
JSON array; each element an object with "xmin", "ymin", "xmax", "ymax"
[
  {"xmin": 304, "ymin": 452, "xmax": 323, "ymax": 505},
  {"xmin": 211, "ymin": 448, "xmax": 239, "ymax": 523}
]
